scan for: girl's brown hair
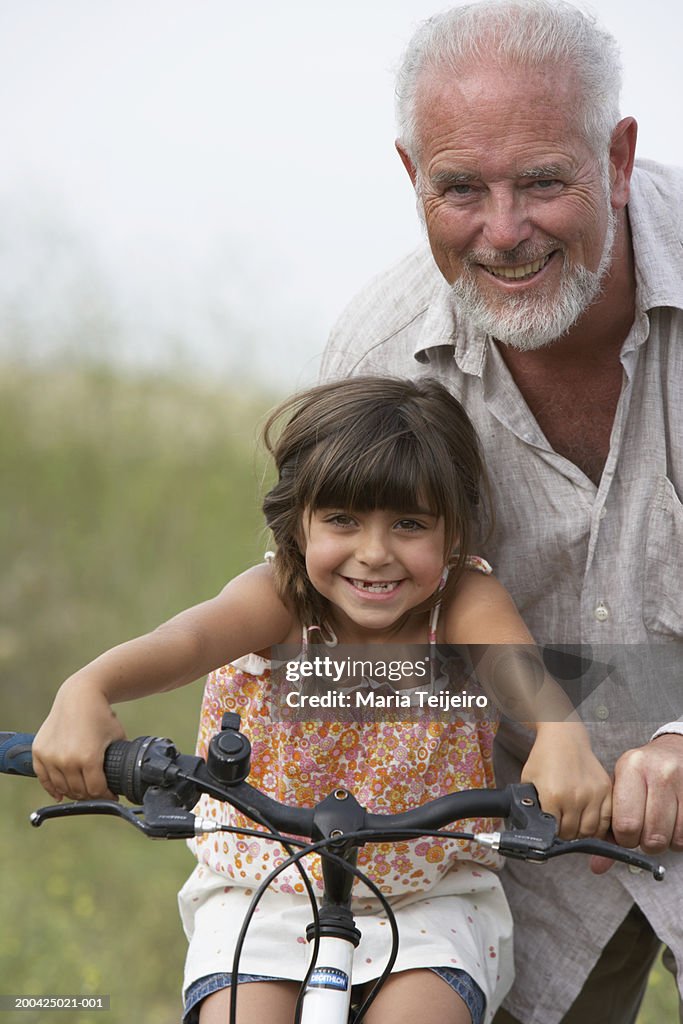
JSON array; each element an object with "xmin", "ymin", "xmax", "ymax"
[{"xmin": 262, "ymin": 376, "xmax": 490, "ymax": 627}]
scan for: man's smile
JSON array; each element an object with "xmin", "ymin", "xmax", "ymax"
[{"xmin": 482, "ymin": 251, "xmax": 555, "ymax": 281}]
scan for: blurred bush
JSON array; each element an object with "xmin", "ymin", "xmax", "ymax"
[{"xmin": 0, "ymin": 362, "xmax": 272, "ymax": 1022}]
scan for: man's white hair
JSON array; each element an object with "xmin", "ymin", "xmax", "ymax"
[{"xmin": 396, "ymin": 0, "xmax": 622, "ymax": 162}]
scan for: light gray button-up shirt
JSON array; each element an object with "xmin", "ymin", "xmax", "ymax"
[{"xmin": 322, "ymin": 159, "xmax": 683, "ymax": 1023}]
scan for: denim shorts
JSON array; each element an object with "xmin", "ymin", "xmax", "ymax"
[{"xmin": 183, "ymin": 965, "xmax": 486, "ymax": 1023}]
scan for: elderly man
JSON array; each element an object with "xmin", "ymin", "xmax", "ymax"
[{"xmin": 321, "ymin": 2, "xmax": 683, "ymax": 1022}]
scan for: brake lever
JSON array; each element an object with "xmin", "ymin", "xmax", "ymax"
[
  {"xmin": 472, "ymin": 782, "xmax": 557, "ymax": 861},
  {"xmin": 474, "ymin": 829, "xmax": 665, "ymax": 879},
  {"xmin": 542, "ymin": 838, "xmax": 665, "ymax": 880},
  {"xmin": 31, "ymin": 800, "xmax": 151, "ymax": 833},
  {"xmin": 472, "ymin": 784, "xmax": 666, "ymax": 881},
  {"xmin": 29, "ymin": 787, "xmax": 219, "ymax": 840}
]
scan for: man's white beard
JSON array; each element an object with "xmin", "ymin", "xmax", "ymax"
[{"xmin": 450, "ymin": 207, "xmax": 617, "ymax": 352}]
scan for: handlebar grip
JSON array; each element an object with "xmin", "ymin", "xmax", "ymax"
[
  {"xmin": 103, "ymin": 736, "xmax": 156, "ymax": 803},
  {"xmin": 0, "ymin": 731, "xmax": 152, "ymax": 804},
  {"xmin": 0, "ymin": 733, "xmax": 36, "ymax": 777}
]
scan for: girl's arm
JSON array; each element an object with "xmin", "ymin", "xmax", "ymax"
[
  {"xmin": 445, "ymin": 571, "xmax": 612, "ymax": 840},
  {"xmin": 32, "ymin": 563, "xmax": 294, "ymax": 802}
]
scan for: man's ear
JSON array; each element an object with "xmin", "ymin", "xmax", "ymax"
[
  {"xmin": 396, "ymin": 140, "xmax": 418, "ymax": 187},
  {"xmin": 609, "ymin": 117, "xmax": 637, "ymax": 210}
]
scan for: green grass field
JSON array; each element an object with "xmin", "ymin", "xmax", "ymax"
[{"xmin": 0, "ymin": 363, "xmax": 677, "ymax": 1022}]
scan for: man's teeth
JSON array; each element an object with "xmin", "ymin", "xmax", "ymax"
[
  {"xmin": 486, "ymin": 254, "xmax": 551, "ymax": 279},
  {"xmin": 352, "ymin": 579, "xmax": 399, "ymax": 593}
]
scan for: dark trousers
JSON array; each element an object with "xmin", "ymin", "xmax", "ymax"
[{"xmin": 493, "ymin": 905, "xmax": 680, "ymax": 1024}]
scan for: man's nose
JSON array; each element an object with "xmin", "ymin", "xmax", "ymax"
[{"xmin": 481, "ymin": 191, "xmax": 533, "ymax": 253}]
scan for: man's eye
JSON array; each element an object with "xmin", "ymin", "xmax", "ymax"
[
  {"xmin": 448, "ymin": 183, "xmax": 474, "ymax": 196},
  {"xmin": 532, "ymin": 179, "xmax": 561, "ymax": 190}
]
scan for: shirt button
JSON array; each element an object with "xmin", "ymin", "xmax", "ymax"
[
  {"xmin": 599, "ymin": 508, "xmax": 607, "ymax": 520},
  {"xmin": 628, "ymin": 864, "xmax": 643, "ymax": 875},
  {"xmin": 595, "ymin": 705, "xmax": 610, "ymax": 721},
  {"xmin": 594, "ymin": 602, "xmax": 609, "ymax": 622}
]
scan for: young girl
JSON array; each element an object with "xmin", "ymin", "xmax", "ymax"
[{"xmin": 33, "ymin": 376, "xmax": 611, "ymax": 1024}]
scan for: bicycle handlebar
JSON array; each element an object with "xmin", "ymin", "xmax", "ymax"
[
  {"xmin": 0, "ymin": 723, "xmax": 666, "ymax": 880},
  {"xmin": 0, "ymin": 732, "xmax": 35, "ymax": 777},
  {"xmin": 1, "ymin": 725, "xmax": 516, "ymax": 837}
]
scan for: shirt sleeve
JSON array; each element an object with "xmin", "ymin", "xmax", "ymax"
[{"xmin": 650, "ymin": 720, "xmax": 683, "ymax": 741}]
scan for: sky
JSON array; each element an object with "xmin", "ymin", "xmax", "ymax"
[{"xmin": 0, "ymin": 0, "xmax": 681, "ymax": 387}]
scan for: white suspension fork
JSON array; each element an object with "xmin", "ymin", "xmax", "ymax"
[{"xmin": 299, "ymin": 933, "xmax": 356, "ymax": 1024}]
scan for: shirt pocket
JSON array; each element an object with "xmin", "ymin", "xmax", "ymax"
[{"xmin": 643, "ymin": 476, "xmax": 683, "ymax": 637}]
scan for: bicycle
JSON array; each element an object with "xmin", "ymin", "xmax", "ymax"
[{"xmin": 0, "ymin": 718, "xmax": 665, "ymax": 1024}]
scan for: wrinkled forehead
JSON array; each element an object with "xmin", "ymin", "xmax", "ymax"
[{"xmin": 413, "ymin": 58, "xmax": 589, "ymax": 159}]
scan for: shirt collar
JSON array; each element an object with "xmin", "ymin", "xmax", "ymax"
[
  {"xmin": 628, "ymin": 161, "xmax": 683, "ymax": 312},
  {"xmin": 413, "ymin": 160, "xmax": 683, "ymax": 374},
  {"xmin": 414, "ymin": 277, "xmax": 488, "ymax": 374}
]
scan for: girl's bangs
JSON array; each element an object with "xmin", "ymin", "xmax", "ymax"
[{"xmin": 306, "ymin": 433, "xmax": 445, "ymax": 516}]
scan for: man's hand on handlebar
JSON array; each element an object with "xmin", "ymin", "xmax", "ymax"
[{"xmin": 591, "ymin": 733, "xmax": 683, "ymax": 874}]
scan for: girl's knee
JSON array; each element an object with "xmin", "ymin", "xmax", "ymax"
[
  {"xmin": 360, "ymin": 968, "xmax": 474, "ymax": 1024},
  {"xmin": 198, "ymin": 980, "xmax": 300, "ymax": 1024}
]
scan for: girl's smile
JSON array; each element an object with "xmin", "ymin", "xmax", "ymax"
[
  {"xmin": 302, "ymin": 507, "xmax": 447, "ymax": 641},
  {"xmin": 343, "ymin": 577, "xmax": 404, "ymax": 598}
]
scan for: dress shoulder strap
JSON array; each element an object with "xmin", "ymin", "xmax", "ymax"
[
  {"xmin": 428, "ymin": 556, "xmax": 493, "ymax": 643},
  {"xmin": 265, "ymin": 550, "xmax": 339, "ymax": 654},
  {"xmin": 464, "ymin": 555, "xmax": 493, "ymax": 575},
  {"xmin": 301, "ymin": 622, "xmax": 339, "ymax": 655}
]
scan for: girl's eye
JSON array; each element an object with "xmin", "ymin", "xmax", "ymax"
[
  {"xmin": 395, "ymin": 518, "xmax": 425, "ymax": 531},
  {"xmin": 325, "ymin": 513, "xmax": 355, "ymax": 527}
]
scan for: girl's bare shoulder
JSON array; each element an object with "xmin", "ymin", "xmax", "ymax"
[
  {"xmin": 217, "ymin": 561, "xmax": 288, "ymax": 614},
  {"xmin": 441, "ymin": 565, "xmax": 534, "ymax": 645},
  {"xmin": 214, "ymin": 562, "xmax": 300, "ymax": 648}
]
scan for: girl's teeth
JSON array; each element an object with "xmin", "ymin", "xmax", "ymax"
[{"xmin": 353, "ymin": 579, "xmax": 398, "ymax": 593}]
